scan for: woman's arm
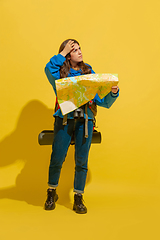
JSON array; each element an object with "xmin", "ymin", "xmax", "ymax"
[
  {"xmin": 44, "ymin": 54, "xmax": 66, "ymax": 94},
  {"xmin": 94, "ymin": 87, "xmax": 119, "ymax": 108},
  {"xmin": 84, "ymin": 66, "xmax": 119, "ymax": 108},
  {"xmin": 45, "ymin": 40, "xmax": 76, "ymax": 93}
]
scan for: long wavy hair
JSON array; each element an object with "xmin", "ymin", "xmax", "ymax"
[{"xmin": 58, "ymin": 39, "xmax": 91, "ymax": 78}]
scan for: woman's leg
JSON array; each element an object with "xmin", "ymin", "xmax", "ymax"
[
  {"xmin": 48, "ymin": 117, "xmax": 74, "ymax": 187},
  {"xmin": 74, "ymin": 120, "xmax": 93, "ymax": 193}
]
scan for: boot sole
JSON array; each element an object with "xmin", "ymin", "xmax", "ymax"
[{"xmin": 73, "ymin": 206, "xmax": 87, "ymax": 214}]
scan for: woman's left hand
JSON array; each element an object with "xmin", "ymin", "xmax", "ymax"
[{"xmin": 111, "ymin": 86, "xmax": 119, "ymax": 94}]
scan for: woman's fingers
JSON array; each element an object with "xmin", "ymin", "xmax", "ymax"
[
  {"xmin": 64, "ymin": 40, "xmax": 75, "ymax": 54},
  {"xmin": 68, "ymin": 40, "xmax": 74, "ymax": 49},
  {"xmin": 60, "ymin": 40, "xmax": 75, "ymax": 57},
  {"xmin": 111, "ymin": 86, "xmax": 119, "ymax": 93}
]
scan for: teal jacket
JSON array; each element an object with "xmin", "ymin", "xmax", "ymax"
[{"xmin": 45, "ymin": 54, "xmax": 119, "ymax": 119}]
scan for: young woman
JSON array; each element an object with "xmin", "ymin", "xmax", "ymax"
[{"xmin": 44, "ymin": 39, "xmax": 119, "ymax": 214}]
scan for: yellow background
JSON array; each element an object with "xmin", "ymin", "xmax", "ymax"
[{"xmin": 0, "ymin": 0, "xmax": 160, "ymax": 239}]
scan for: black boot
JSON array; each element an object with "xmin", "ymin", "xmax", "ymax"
[
  {"xmin": 44, "ymin": 188, "xmax": 58, "ymax": 210},
  {"xmin": 73, "ymin": 193, "xmax": 87, "ymax": 214}
]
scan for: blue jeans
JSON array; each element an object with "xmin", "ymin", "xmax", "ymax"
[{"xmin": 48, "ymin": 117, "xmax": 93, "ymax": 193}]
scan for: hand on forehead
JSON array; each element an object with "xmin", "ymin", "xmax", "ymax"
[{"xmin": 71, "ymin": 43, "xmax": 80, "ymax": 53}]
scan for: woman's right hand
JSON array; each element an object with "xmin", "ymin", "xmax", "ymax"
[{"xmin": 60, "ymin": 40, "xmax": 75, "ymax": 57}]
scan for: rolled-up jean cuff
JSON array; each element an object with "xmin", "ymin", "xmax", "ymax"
[
  {"xmin": 48, "ymin": 183, "xmax": 58, "ymax": 188},
  {"xmin": 73, "ymin": 189, "xmax": 84, "ymax": 194}
]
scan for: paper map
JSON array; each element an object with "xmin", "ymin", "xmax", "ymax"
[{"xmin": 55, "ymin": 73, "xmax": 119, "ymax": 115}]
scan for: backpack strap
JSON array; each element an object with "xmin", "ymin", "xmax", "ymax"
[
  {"xmin": 89, "ymin": 100, "xmax": 97, "ymax": 116},
  {"xmin": 55, "ymin": 97, "xmax": 60, "ymax": 112},
  {"xmin": 85, "ymin": 104, "xmax": 88, "ymax": 138},
  {"xmin": 89, "ymin": 100, "xmax": 97, "ymax": 129},
  {"xmin": 63, "ymin": 114, "xmax": 68, "ymax": 125}
]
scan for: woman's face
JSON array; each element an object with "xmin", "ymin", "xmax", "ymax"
[{"xmin": 69, "ymin": 43, "xmax": 83, "ymax": 65}]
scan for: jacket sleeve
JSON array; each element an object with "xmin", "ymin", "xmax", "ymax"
[
  {"xmin": 93, "ymin": 90, "xmax": 119, "ymax": 108},
  {"xmin": 44, "ymin": 54, "xmax": 66, "ymax": 94}
]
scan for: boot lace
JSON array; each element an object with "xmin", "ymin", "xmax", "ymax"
[
  {"xmin": 75, "ymin": 194, "xmax": 85, "ymax": 208},
  {"xmin": 46, "ymin": 189, "xmax": 54, "ymax": 204}
]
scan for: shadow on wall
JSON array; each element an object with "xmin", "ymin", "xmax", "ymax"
[{"xmin": 0, "ymin": 100, "xmax": 91, "ymax": 209}]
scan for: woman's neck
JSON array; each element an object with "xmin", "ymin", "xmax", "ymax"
[
  {"xmin": 70, "ymin": 60, "xmax": 80, "ymax": 70},
  {"xmin": 71, "ymin": 66, "xmax": 80, "ymax": 71}
]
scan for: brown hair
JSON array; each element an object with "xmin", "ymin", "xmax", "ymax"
[{"xmin": 58, "ymin": 39, "xmax": 91, "ymax": 78}]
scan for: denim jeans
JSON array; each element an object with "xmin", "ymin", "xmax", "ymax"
[{"xmin": 48, "ymin": 117, "xmax": 93, "ymax": 193}]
